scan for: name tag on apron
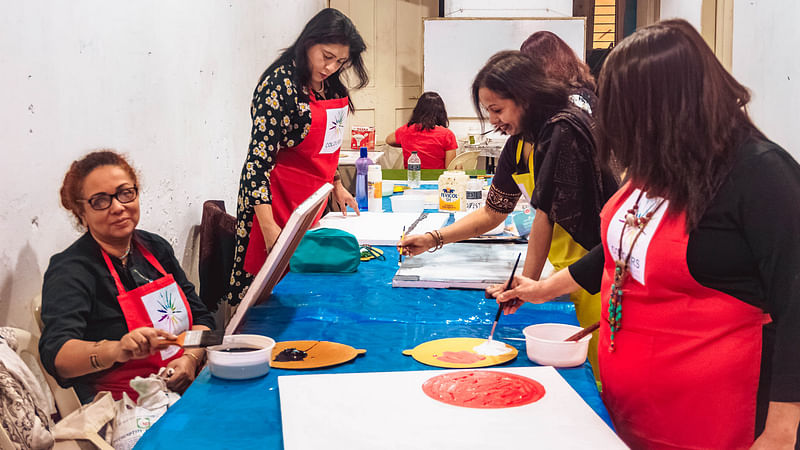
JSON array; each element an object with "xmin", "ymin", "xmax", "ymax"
[
  {"xmin": 606, "ymin": 189, "xmax": 669, "ymax": 284},
  {"xmin": 321, "ymin": 105, "xmax": 348, "ymax": 154}
]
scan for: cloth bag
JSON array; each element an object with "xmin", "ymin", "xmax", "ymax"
[
  {"xmin": 110, "ymin": 368, "xmax": 180, "ymax": 450},
  {"xmin": 289, "ymin": 228, "xmax": 360, "ymax": 273},
  {"xmin": 52, "ymin": 392, "xmax": 115, "ymax": 450}
]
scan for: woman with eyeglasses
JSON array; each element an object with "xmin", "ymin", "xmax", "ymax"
[
  {"xmin": 39, "ymin": 150, "xmax": 215, "ymax": 403},
  {"xmin": 227, "ymin": 8, "xmax": 369, "ymax": 305}
]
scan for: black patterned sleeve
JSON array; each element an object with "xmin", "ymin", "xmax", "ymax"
[
  {"xmin": 242, "ymin": 65, "xmax": 311, "ymax": 206},
  {"xmin": 486, "ymin": 137, "xmax": 522, "ymax": 214}
]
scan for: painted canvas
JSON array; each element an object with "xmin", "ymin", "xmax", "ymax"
[
  {"xmin": 393, "ymin": 242, "xmax": 551, "ymax": 289},
  {"xmin": 279, "ymin": 366, "xmax": 628, "ymax": 449}
]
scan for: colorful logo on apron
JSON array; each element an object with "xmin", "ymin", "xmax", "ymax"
[
  {"xmin": 321, "ymin": 105, "xmax": 348, "ymax": 154},
  {"xmin": 141, "ymin": 283, "xmax": 190, "ymax": 359}
]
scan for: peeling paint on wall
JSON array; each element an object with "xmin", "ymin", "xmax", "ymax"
[{"xmin": 0, "ymin": 0, "xmax": 326, "ymax": 328}]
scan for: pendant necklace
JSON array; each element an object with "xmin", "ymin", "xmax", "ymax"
[
  {"xmin": 608, "ymin": 190, "xmax": 666, "ymax": 352},
  {"xmin": 119, "ymin": 245, "xmax": 131, "ymax": 267}
]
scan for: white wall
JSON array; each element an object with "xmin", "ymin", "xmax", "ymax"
[
  {"xmin": 0, "ymin": 0, "xmax": 325, "ymax": 331},
  {"xmin": 732, "ymin": 0, "xmax": 800, "ymax": 160},
  {"xmin": 659, "ymin": 0, "xmax": 702, "ymax": 30}
]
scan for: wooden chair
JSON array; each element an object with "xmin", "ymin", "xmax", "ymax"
[{"xmin": 447, "ymin": 150, "xmax": 481, "ymax": 170}]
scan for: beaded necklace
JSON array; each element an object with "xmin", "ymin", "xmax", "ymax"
[{"xmin": 608, "ymin": 190, "xmax": 666, "ymax": 352}]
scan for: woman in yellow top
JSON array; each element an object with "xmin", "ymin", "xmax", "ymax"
[{"xmin": 401, "ymin": 44, "xmax": 617, "ymax": 378}]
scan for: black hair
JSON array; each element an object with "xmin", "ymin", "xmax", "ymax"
[
  {"xmin": 407, "ymin": 92, "xmax": 449, "ymax": 131},
  {"xmin": 471, "ymin": 50, "xmax": 569, "ymax": 141},
  {"xmin": 263, "ymin": 8, "xmax": 368, "ymax": 112},
  {"xmin": 598, "ymin": 19, "xmax": 759, "ymax": 230}
]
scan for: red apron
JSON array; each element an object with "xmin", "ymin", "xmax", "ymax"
[
  {"xmin": 598, "ymin": 183, "xmax": 770, "ymax": 449},
  {"xmin": 243, "ymin": 92, "xmax": 349, "ymax": 274},
  {"xmin": 93, "ymin": 239, "xmax": 193, "ymax": 401}
]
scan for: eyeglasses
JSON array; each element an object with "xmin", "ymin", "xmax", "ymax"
[{"xmin": 81, "ymin": 186, "xmax": 138, "ymax": 211}]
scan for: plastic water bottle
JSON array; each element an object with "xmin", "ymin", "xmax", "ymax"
[
  {"xmin": 465, "ymin": 176, "xmax": 483, "ymax": 212},
  {"xmin": 355, "ymin": 147, "xmax": 373, "ymax": 211},
  {"xmin": 407, "ymin": 151, "xmax": 421, "ymax": 188},
  {"xmin": 367, "ymin": 164, "xmax": 383, "ymax": 212}
]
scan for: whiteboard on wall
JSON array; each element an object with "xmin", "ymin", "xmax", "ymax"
[{"xmin": 424, "ymin": 18, "xmax": 585, "ymax": 118}]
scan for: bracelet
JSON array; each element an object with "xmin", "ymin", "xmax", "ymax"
[
  {"xmin": 426, "ymin": 230, "xmax": 444, "ymax": 253},
  {"xmin": 89, "ymin": 340, "xmax": 109, "ymax": 369},
  {"xmin": 89, "ymin": 353, "xmax": 104, "ymax": 369},
  {"xmin": 183, "ymin": 352, "xmax": 201, "ymax": 364}
]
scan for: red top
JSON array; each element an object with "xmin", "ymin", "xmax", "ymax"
[{"xmin": 394, "ymin": 124, "xmax": 458, "ymax": 169}]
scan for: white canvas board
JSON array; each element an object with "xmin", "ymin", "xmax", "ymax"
[
  {"xmin": 279, "ymin": 366, "xmax": 627, "ymax": 450},
  {"xmin": 318, "ymin": 212, "xmax": 450, "ymax": 246},
  {"xmin": 225, "ymin": 184, "xmax": 333, "ymax": 335},
  {"xmin": 394, "ymin": 242, "xmax": 545, "ymax": 289}
]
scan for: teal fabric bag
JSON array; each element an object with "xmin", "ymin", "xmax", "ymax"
[{"xmin": 290, "ymin": 228, "xmax": 360, "ymax": 273}]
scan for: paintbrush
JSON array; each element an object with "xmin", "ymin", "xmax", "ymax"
[
  {"xmin": 398, "ymin": 225, "xmax": 406, "ymax": 266},
  {"xmin": 487, "ymin": 252, "xmax": 521, "ymax": 341},
  {"xmin": 564, "ymin": 321, "xmax": 600, "ymax": 342},
  {"xmin": 158, "ymin": 330, "xmax": 224, "ymax": 348}
]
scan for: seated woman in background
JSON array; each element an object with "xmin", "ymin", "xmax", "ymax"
[
  {"xmin": 40, "ymin": 150, "xmax": 215, "ymax": 402},
  {"xmin": 492, "ymin": 20, "xmax": 800, "ymax": 448},
  {"xmin": 386, "ymin": 91, "xmax": 458, "ymax": 169}
]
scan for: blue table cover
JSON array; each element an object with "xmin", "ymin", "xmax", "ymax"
[{"xmin": 136, "ymin": 246, "xmax": 610, "ymax": 450}]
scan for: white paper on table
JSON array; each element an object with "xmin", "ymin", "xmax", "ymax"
[
  {"xmin": 317, "ymin": 212, "xmax": 449, "ymax": 246},
  {"xmin": 279, "ymin": 366, "xmax": 628, "ymax": 450}
]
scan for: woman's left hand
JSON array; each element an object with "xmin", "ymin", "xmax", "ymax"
[
  {"xmin": 333, "ymin": 182, "xmax": 360, "ymax": 216},
  {"xmin": 165, "ymin": 354, "xmax": 197, "ymax": 394}
]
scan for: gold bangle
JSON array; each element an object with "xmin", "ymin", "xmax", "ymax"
[{"xmin": 183, "ymin": 352, "xmax": 201, "ymax": 364}]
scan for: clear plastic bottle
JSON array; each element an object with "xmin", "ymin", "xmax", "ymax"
[
  {"xmin": 407, "ymin": 151, "xmax": 421, "ymax": 188},
  {"xmin": 355, "ymin": 147, "xmax": 373, "ymax": 211},
  {"xmin": 367, "ymin": 164, "xmax": 383, "ymax": 212},
  {"xmin": 465, "ymin": 176, "xmax": 484, "ymax": 212}
]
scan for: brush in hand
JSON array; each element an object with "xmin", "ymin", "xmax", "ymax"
[
  {"xmin": 158, "ymin": 330, "xmax": 224, "ymax": 348},
  {"xmin": 488, "ymin": 252, "xmax": 521, "ymax": 341}
]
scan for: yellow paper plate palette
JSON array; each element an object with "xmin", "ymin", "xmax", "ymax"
[
  {"xmin": 402, "ymin": 337, "xmax": 517, "ymax": 368},
  {"xmin": 271, "ymin": 340, "xmax": 366, "ymax": 369}
]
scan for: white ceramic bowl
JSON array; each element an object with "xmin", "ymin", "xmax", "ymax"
[
  {"xmin": 523, "ymin": 323, "xmax": 590, "ymax": 367},
  {"xmin": 391, "ymin": 194, "xmax": 425, "ymax": 212},
  {"xmin": 206, "ymin": 334, "xmax": 276, "ymax": 380}
]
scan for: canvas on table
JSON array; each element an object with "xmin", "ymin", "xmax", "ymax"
[{"xmin": 279, "ymin": 366, "xmax": 626, "ymax": 449}]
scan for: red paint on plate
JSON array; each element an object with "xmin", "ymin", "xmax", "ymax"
[
  {"xmin": 422, "ymin": 370, "xmax": 545, "ymax": 409},
  {"xmin": 434, "ymin": 351, "xmax": 486, "ymax": 364}
]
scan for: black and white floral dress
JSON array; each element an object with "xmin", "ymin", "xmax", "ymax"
[{"xmin": 226, "ymin": 58, "xmax": 313, "ymax": 305}]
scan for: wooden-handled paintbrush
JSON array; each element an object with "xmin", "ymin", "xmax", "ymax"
[
  {"xmin": 158, "ymin": 330, "xmax": 224, "ymax": 348},
  {"xmin": 564, "ymin": 321, "xmax": 600, "ymax": 342},
  {"xmin": 487, "ymin": 252, "xmax": 521, "ymax": 341}
]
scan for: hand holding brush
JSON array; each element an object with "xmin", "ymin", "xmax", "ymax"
[{"xmin": 487, "ymin": 253, "xmax": 521, "ymax": 341}]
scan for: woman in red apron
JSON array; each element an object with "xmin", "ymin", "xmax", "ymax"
[
  {"xmin": 40, "ymin": 151, "xmax": 216, "ymax": 402},
  {"xmin": 492, "ymin": 20, "xmax": 800, "ymax": 448},
  {"xmin": 227, "ymin": 8, "xmax": 369, "ymax": 304}
]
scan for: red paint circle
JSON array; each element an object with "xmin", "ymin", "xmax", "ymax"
[{"xmin": 422, "ymin": 370, "xmax": 546, "ymax": 409}]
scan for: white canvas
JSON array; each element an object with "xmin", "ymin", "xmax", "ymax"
[
  {"xmin": 317, "ymin": 212, "xmax": 450, "ymax": 246},
  {"xmin": 279, "ymin": 366, "xmax": 627, "ymax": 450},
  {"xmin": 225, "ymin": 183, "xmax": 333, "ymax": 335}
]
